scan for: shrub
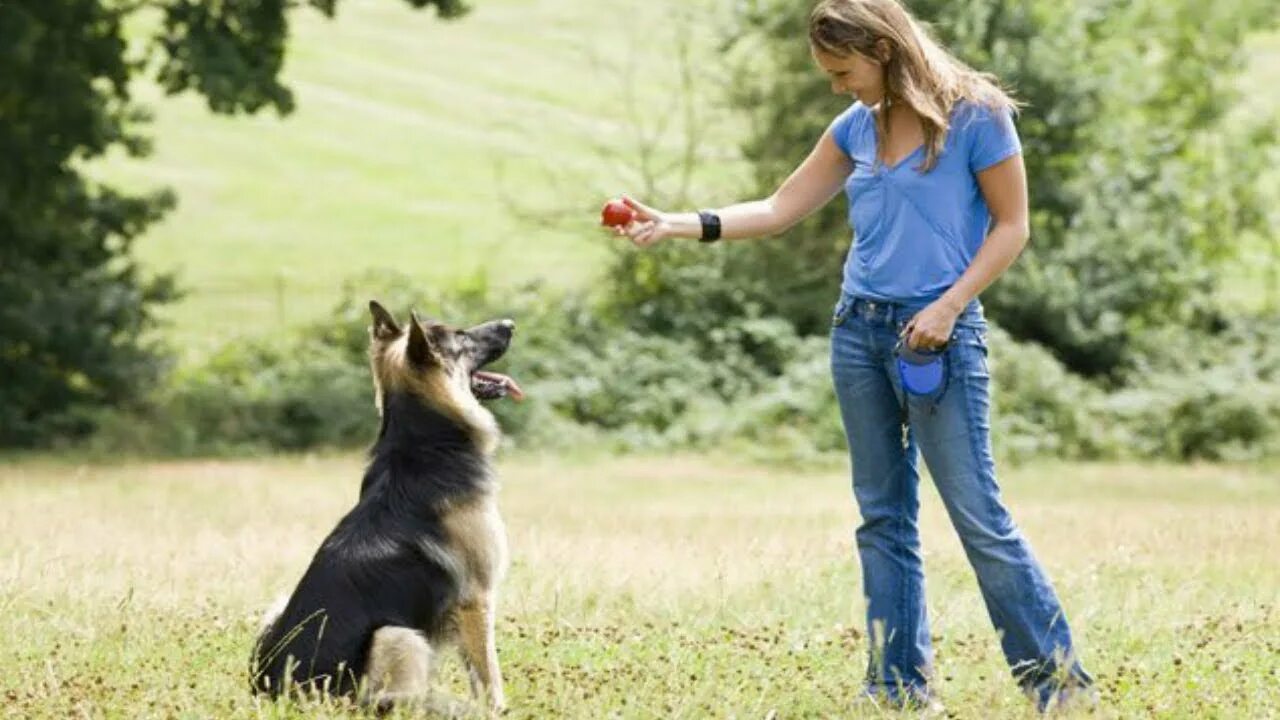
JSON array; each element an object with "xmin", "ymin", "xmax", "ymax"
[{"xmin": 86, "ymin": 271, "xmax": 1280, "ymax": 464}]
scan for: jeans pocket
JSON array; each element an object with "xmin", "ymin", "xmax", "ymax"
[
  {"xmin": 968, "ymin": 325, "xmax": 989, "ymax": 350},
  {"xmin": 951, "ymin": 326, "xmax": 990, "ymax": 377},
  {"xmin": 832, "ymin": 296, "xmax": 854, "ymax": 328}
]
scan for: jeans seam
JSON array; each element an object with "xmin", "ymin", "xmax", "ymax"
[
  {"xmin": 957, "ymin": 329, "xmax": 998, "ymax": 522},
  {"xmin": 896, "ymin": 491, "xmax": 911, "ymax": 691}
]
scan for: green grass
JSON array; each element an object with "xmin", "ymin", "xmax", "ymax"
[
  {"xmin": 2, "ymin": 454, "xmax": 1277, "ymax": 718},
  {"xmin": 95, "ymin": 0, "xmax": 746, "ymax": 357}
]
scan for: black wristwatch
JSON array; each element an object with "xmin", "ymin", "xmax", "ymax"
[{"xmin": 697, "ymin": 210, "xmax": 722, "ymax": 243}]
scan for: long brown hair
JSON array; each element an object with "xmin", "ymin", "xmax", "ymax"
[{"xmin": 809, "ymin": 0, "xmax": 1019, "ymax": 171}]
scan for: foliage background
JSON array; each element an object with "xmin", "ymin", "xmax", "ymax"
[{"xmin": 3, "ymin": 0, "xmax": 1280, "ymax": 463}]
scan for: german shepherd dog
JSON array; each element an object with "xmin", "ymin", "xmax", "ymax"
[{"xmin": 251, "ymin": 301, "xmax": 523, "ymax": 713}]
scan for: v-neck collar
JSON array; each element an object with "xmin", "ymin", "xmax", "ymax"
[
  {"xmin": 870, "ymin": 106, "xmax": 925, "ymax": 172},
  {"xmin": 879, "ymin": 143, "xmax": 924, "ymax": 172}
]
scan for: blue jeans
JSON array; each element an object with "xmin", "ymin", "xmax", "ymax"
[{"xmin": 829, "ymin": 294, "xmax": 1092, "ymax": 709}]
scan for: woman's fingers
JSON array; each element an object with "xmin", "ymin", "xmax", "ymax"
[
  {"xmin": 903, "ymin": 311, "xmax": 952, "ymax": 350},
  {"xmin": 909, "ymin": 327, "xmax": 947, "ymax": 350},
  {"xmin": 599, "ymin": 197, "xmax": 664, "ymax": 247},
  {"xmin": 631, "ymin": 220, "xmax": 659, "ymax": 246},
  {"xmin": 901, "ymin": 322, "xmax": 919, "ymax": 349},
  {"xmin": 905, "ymin": 324, "xmax": 936, "ymax": 350},
  {"xmin": 621, "ymin": 195, "xmax": 659, "ymax": 222}
]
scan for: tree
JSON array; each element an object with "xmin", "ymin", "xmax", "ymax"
[{"xmin": 0, "ymin": 0, "xmax": 466, "ymax": 447}]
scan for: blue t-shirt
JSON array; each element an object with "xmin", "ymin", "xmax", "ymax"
[{"xmin": 829, "ymin": 99, "xmax": 1022, "ymax": 303}]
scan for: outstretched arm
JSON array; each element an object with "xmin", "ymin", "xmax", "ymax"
[{"xmin": 616, "ymin": 128, "xmax": 854, "ymax": 247}]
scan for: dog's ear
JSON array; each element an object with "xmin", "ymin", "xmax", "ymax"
[
  {"xmin": 406, "ymin": 311, "xmax": 436, "ymax": 366},
  {"xmin": 369, "ymin": 301, "xmax": 401, "ymax": 341}
]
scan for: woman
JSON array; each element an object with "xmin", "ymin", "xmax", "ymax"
[{"xmin": 609, "ymin": 0, "xmax": 1093, "ymax": 711}]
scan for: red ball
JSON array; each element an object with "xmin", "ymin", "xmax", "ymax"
[{"xmin": 600, "ymin": 199, "xmax": 637, "ymax": 227}]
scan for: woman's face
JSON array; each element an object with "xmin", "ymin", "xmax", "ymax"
[{"xmin": 813, "ymin": 47, "xmax": 885, "ymax": 106}]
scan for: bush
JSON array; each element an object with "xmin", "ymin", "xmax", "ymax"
[
  {"xmin": 720, "ymin": 336, "xmax": 847, "ymax": 461},
  {"xmin": 85, "ymin": 269, "xmax": 1280, "ymax": 464},
  {"xmin": 1099, "ymin": 318, "xmax": 1280, "ymax": 461},
  {"xmin": 1102, "ymin": 374, "xmax": 1280, "ymax": 462},
  {"xmin": 86, "ymin": 270, "xmax": 834, "ymax": 457},
  {"xmin": 985, "ymin": 326, "xmax": 1120, "ymax": 462}
]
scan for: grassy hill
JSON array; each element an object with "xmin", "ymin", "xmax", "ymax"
[
  {"xmin": 97, "ymin": 0, "xmax": 747, "ymax": 357},
  {"xmin": 96, "ymin": 4, "xmax": 1280, "ymax": 357}
]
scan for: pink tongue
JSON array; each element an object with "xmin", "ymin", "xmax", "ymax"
[{"xmin": 474, "ymin": 371, "xmax": 524, "ymax": 401}]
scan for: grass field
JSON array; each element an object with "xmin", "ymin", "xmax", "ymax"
[{"xmin": 2, "ymin": 454, "xmax": 1277, "ymax": 718}]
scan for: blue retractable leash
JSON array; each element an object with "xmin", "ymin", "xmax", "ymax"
[
  {"xmin": 895, "ymin": 341, "xmax": 947, "ymax": 396},
  {"xmin": 894, "ymin": 330, "xmax": 948, "ymax": 430}
]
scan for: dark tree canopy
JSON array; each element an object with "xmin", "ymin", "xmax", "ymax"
[{"xmin": 0, "ymin": 0, "xmax": 467, "ymax": 447}]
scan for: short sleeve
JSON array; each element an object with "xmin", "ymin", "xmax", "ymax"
[
  {"xmin": 967, "ymin": 104, "xmax": 1022, "ymax": 173},
  {"xmin": 827, "ymin": 103, "xmax": 864, "ymax": 158}
]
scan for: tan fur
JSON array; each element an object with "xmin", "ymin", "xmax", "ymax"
[
  {"xmin": 421, "ymin": 364, "xmax": 501, "ymax": 456},
  {"xmin": 363, "ymin": 627, "xmax": 432, "ymax": 700},
  {"xmin": 362, "ymin": 628, "xmax": 474, "ymax": 717},
  {"xmin": 369, "ymin": 332, "xmax": 501, "ymax": 455},
  {"xmin": 258, "ymin": 593, "xmax": 287, "ymax": 634},
  {"xmin": 443, "ymin": 496, "xmax": 510, "ymax": 596},
  {"xmin": 443, "ymin": 496, "xmax": 509, "ymax": 711},
  {"xmin": 457, "ymin": 597, "xmax": 505, "ymax": 711}
]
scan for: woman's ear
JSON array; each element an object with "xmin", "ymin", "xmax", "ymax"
[{"xmin": 875, "ymin": 39, "xmax": 893, "ymax": 64}]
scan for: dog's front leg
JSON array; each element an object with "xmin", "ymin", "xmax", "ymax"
[{"xmin": 458, "ymin": 595, "xmax": 505, "ymax": 713}]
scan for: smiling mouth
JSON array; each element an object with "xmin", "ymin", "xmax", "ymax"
[{"xmin": 470, "ymin": 370, "xmax": 524, "ymax": 402}]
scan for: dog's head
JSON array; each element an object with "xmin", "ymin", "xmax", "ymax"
[{"xmin": 367, "ymin": 300, "xmax": 523, "ymax": 452}]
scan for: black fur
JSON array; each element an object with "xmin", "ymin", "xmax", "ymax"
[{"xmin": 251, "ymin": 391, "xmax": 493, "ymax": 697}]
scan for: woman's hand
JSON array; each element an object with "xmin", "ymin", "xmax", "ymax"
[
  {"xmin": 611, "ymin": 196, "xmax": 674, "ymax": 248},
  {"xmin": 903, "ymin": 299, "xmax": 962, "ymax": 351}
]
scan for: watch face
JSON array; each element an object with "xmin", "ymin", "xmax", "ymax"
[{"xmin": 698, "ymin": 211, "xmax": 721, "ymax": 241}]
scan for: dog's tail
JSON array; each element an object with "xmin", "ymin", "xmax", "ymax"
[
  {"xmin": 259, "ymin": 593, "xmax": 289, "ymax": 633},
  {"xmin": 247, "ymin": 593, "xmax": 290, "ymax": 695}
]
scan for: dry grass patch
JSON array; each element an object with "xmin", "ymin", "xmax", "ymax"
[{"xmin": 1, "ymin": 453, "xmax": 1277, "ymax": 718}]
